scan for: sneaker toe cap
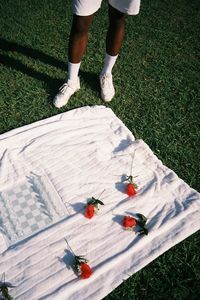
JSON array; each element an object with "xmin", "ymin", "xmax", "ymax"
[
  {"xmin": 53, "ymin": 95, "xmax": 67, "ymax": 108},
  {"xmin": 101, "ymin": 90, "xmax": 115, "ymax": 102}
]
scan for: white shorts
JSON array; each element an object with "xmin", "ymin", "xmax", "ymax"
[{"xmin": 72, "ymin": 0, "xmax": 141, "ymax": 16}]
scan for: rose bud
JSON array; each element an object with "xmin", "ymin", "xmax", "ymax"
[
  {"xmin": 80, "ymin": 262, "xmax": 93, "ymax": 279},
  {"xmin": 123, "ymin": 216, "xmax": 137, "ymax": 229},
  {"xmin": 126, "ymin": 183, "xmax": 137, "ymax": 197},
  {"xmin": 84, "ymin": 204, "xmax": 95, "ymax": 219}
]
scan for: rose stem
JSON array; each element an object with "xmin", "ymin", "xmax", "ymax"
[
  {"xmin": 98, "ymin": 189, "xmax": 106, "ymax": 199},
  {"xmin": 130, "ymin": 150, "xmax": 136, "ymax": 176},
  {"xmin": 64, "ymin": 238, "xmax": 76, "ymax": 256}
]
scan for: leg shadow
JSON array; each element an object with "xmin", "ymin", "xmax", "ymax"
[
  {"xmin": 0, "ymin": 37, "xmax": 65, "ymax": 70},
  {"xmin": 0, "ymin": 37, "xmax": 101, "ymax": 99}
]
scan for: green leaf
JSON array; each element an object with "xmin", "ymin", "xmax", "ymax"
[
  {"xmin": 128, "ymin": 175, "xmax": 133, "ymax": 183},
  {"xmin": 136, "ymin": 213, "xmax": 147, "ymax": 224},
  {"xmin": 0, "ymin": 286, "xmax": 13, "ymax": 300},
  {"xmin": 0, "ymin": 283, "xmax": 15, "ymax": 288},
  {"xmin": 73, "ymin": 262, "xmax": 79, "ymax": 271},
  {"xmin": 75, "ymin": 255, "xmax": 87, "ymax": 263},
  {"xmin": 90, "ymin": 197, "xmax": 104, "ymax": 206},
  {"xmin": 88, "ymin": 199, "xmax": 95, "ymax": 205},
  {"xmin": 96, "ymin": 199, "xmax": 104, "ymax": 205},
  {"xmin": 137, "ymin": 221, "xmax": 144, "ymax": 228},
  {"xmin": 138, "ymin": 225, "xmax": 148, "ymax": 236}
]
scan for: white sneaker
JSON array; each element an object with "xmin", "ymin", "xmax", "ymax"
[
  {"xmin": 53, "ymin": 77, "xmax": 80, "ymax": 108},
  {"xmin": 99, "ymin": 73, "xmax": 115, "ymax": 102}
]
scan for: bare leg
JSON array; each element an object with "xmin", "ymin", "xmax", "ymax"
[
  {"xmin": 53, "ymin": 14, "xmax": 95, "ymax": 108},
  {"xmin": 99, "ymin": 5, "xmax": 126, "ymax": 102},
  {"xmin": 106, "ymin": 4, "xmax": 126, "ymax": 56},
  {"xmin": 68, "ymin": 14, "xmax": 94, "ymax": 63}
]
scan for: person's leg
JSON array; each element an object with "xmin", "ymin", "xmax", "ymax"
[
  {"xmin": 101, "ymin": 4, "xmax": 126, "ymax": 75},
  {"xmin": 53, "ymin": 14, "xmax": 94, "ymax": 108},
  {"xmin": 106, "ymin": 4, "xmax": 126, "ymax": 57},
  {"xmin": 68, "ymin": 14, "xmax": 94, "ymax": 77},
  {"xmin": 100, "ymin": 0, "xmax": 141, "ymax": 102},
  {"xmin": 53, "ymin": 0, "xmax": 103, "ymax": 108},
  {"xmin": 100, "ymin": 4, "xmax": 126, "ymax": 102}
]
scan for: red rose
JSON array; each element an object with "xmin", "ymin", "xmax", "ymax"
[
  {"xmin": 85, "ymin": 204, "xmax": 95, "ymax": 219},
  {"xmin": 126, "ymin": 183, "xmax": 137, "ymax": 196},
  {"xmin": 123, "ymin": 216, "xmax": 137, "ymax": 228},
  {"xmin": 80, "ymin": 262, "xmax": 93, "ymax": 279}
]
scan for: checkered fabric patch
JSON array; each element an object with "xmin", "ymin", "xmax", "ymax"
[
  {"xmin": 0, "ymin": 173, "xmax": 66, "ymax": 244},
  {"xmin": 7, "ymin": 183, "xmax": 51, "ymax": 235}
]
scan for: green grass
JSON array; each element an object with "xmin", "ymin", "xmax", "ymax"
[{"xmin": 0, "ymin": 0, "xmax": 200, "ymax": 299}]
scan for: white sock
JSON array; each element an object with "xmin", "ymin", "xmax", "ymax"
[
  {"xmin": 101, "ymin": 53, "xmax": 118, "ymax": 76},
  {"xmin": 68, "ymin": 61, "xmax": 81, "ymax": 81}
]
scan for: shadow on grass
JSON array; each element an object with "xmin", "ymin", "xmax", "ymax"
[{"xmin": 0, "ymin": 37, "xmax": 100, "ymax": 102}]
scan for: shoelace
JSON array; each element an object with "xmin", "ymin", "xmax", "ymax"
[
  {"xmin": 59, "ymin": 82, "xmax": 74, "ymax": 94},
  {"xmin": 59, "ymin": 83, "xmax": 69, "ymax": 94},
  {"xmin": 101, "ymin": 74, "xmax": 112, "ymax": 89}
]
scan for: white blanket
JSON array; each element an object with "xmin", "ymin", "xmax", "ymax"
[{"xmin": 0, "ymin": 105, "xmax": 199, "ymax": 300}]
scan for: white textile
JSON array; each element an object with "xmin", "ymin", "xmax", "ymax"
[{"xmin": 0, "ymin": 105, "xmax": 199, "ymax": 300}]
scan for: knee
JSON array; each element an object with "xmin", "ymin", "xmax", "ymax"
[
  {"xmin": 72, "ymin": 15, "xmax": 94, "ymax": 36},
  {"xmin": 108, "ymin": 5, "xmax": 126, "ymax": 27}
]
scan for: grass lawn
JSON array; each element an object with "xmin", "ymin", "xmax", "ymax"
[{"xmin": 0, "ymin": 0, "xmax": 200, "ymax": 298}]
